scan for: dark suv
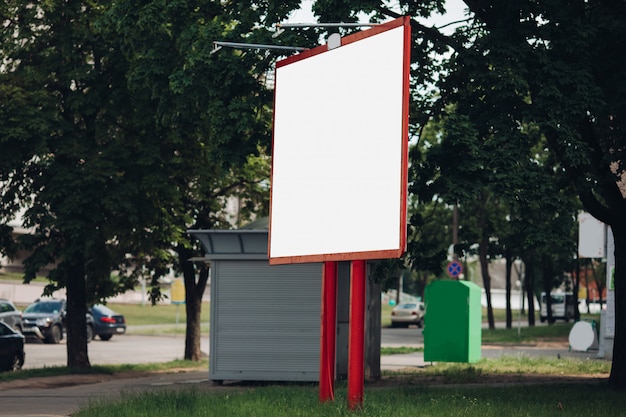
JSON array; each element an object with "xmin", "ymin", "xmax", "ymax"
[
  {"xmin": 0, "ymin": 321, "xmax": 25, "ymax": 371},
  {"xmin": 22, "ymin": 299, "xmax": 94, "ymax": 344}
]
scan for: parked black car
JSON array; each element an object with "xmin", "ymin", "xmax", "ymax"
[
  {"xmin": 89, "ymin": 304, "xmax": 126, "ymax": 341},
  {"xmin": 22, "ymin": 299, "xmax": 94, "ymax": 344},
  {"xmin": 0, "ymin": 298, "xmax": 22, "ymax": 333},
  {"xmin": 0, "ymin": 322, "xmax": 25, "ymax": 371}
]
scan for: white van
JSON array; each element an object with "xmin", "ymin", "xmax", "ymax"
[{"xmin": 540, "ymin": 292, "xmax": 576, "ymax": 323}]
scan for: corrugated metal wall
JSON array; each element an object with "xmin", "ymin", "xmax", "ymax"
[{"xmin": 210, "ymin": 260, "xmax": 322, "ymax": 382}]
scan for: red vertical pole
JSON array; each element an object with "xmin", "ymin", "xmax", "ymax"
[
  {"xmin": 348, "ymin": 260, "xmax": 366, "ymax": 410},
  {"xmin": 319, "ymin": 261, "xmax": 337, "ymax": 402}
]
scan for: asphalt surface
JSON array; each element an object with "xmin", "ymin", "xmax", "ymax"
[{"xmin": 22, "ymin": 333, "xmax": 205, "ymax": 369}]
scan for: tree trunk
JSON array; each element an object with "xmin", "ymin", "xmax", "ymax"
[
  {"xmin": 418, "ymin": 271, "xmax": 428, "ymax": 300},
  {"xmin": 365, "ymin": 275, "xmax": 381, "ymax": 381},
  {"xmin": 541, "ymin": 254, "xmax": 554, "ymax": 324},
  {"xmin": 574, "ymin": 255, "xmax": 581, "ymax": 321},
  {"xmin": 395, "ymin": 274, "xmax": 401, "ymax": 306},
  {"xmin": 184, "ymin": 269, "xmax": 203, "ymax": 361},
  {"xmin": 523, "ymin": 252, "xmax": 536, "ymax": 327},
  {"xmin": 66, "ymin": 259, "xmax": 90, "ymax": 369},
  {"xmin": 505, "ymin": 249, "xmax": 513, "ymax": 329},
  {"xmin": 476, "ymin": 195, "xmax": 494, "ymax": 329},
  {"xmin": 178, "ymin": 245, "xmax": 209, "ymax": 361},
  {"xmin": 479, "ymin": 240, "xmax": 494, "ymax": 330},
  {"xmin": 514, "ymin": 260, "xmax": 525, "ymax": 315},
  {"xmin": 609, "ymin": 223, "xmax": 626, "ymax": 388}
]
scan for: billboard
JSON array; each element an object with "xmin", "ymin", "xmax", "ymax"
[{"xmin": 269, "ymin": 17, "xmax": 411, "ymax": 265}]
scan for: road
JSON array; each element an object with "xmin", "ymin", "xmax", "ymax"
[
  {"xmin": 21, "ymin": 322, "xmax": 574, "ymax": 369},
  {"xmin": 20, "ymin": 326, "xmax": 431, "ymax": 369},
  {"xmin": 23, "ymin": 329, "xmax": 408, "ymax": 370},
  {"xmin": 23, "ymin": 334, "xmax": 208, "ymax": 369},
  {"xmin": 382, "ymin": 326, "xmax": 423, "ymax": 346}
]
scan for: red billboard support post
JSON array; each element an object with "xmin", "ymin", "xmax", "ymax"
[
  {"xmin": 319, "ymin": 261, "xmax": 338, "ymax": 402},
  {"xmin": 348, "ymin": 260, "xmax": 366, "ymax": 410}
]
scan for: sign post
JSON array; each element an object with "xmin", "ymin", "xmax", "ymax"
[
  {"xmin": 319, "ymin": 261, "xmax": 337, "ymax": 402},
  {"xmin": 348, "ymin": 260, "xmax": 366, "ymax": 410}
]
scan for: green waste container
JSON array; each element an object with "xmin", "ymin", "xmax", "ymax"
[{"xmin": 423, "ymin": 280, "xmax": 481, "ymax": 363}]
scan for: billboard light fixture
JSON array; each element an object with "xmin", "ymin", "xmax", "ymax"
[
  {"xmin": 211, "ymin": 41, "xmax": 308, "ymax": 54},
  {"xmin": 272, "ymin": 23, "xmax": 382, "ymax": 39},
  {"xmin": 276, "ymin": 22, "xmax": 381, "ymax": 29}
]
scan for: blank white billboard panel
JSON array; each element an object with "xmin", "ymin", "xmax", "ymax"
[{"xmin": 269, "ymin": 17, "xmax": 411, "ymax": 265}]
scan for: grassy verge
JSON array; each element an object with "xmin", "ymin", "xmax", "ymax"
[
  {"xmin": 75, "ymin": 377, "xmax": 619, "ymax": 417},
  {"xmin": 71, "ymin": 356, "xmax": 613, "ymax": 417},
  {"xmin": 125, "ymin": 323, "xmax": 210, "ymax": 335},
  {"xmin": 380, "ymin": 322, "xmax": 574, "ymax": 355},
  {"xmin": 0, "ymin": 272, "xmax": 47, "ymax": 283},
  {"xmin": 414, "ymin": 356, "xmax": 610, "ymax": 379},
  {"xmin": 0, "ymin": 359, "xmax": 208, "ymax": 383},
  {"xmin": 482, "ymin": 321, "xmax": 573, "ymax": 344},
  {"xmin": 380, "ymin": 346, "xmax": 423, "ymax": 355},
  {"xmin": 113, "ymin": 302, "xmax": 210, "ymax": 336},
  {"xmin": 377, "ymin": 355, "xmax": 610, "ymax": 386},
  {"xmin": 101, "ymin": 303, "xmax": 210, "ymax": 326}
]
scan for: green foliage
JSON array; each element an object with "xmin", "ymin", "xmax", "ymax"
[
  {"xmin": 308, "ymin": 0, "xmax": 625, "ymax": 384},
  {"xmin": 0, "ymin": 0, "xmax": 287, "ymax": 367},
  {"xmin": 3, "ymin": 0, "xmax": 625, "ymax": 384}
]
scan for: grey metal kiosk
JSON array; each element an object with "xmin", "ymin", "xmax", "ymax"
[
  {"xmin": 190, "ymin": 229, "xmax": 321, "ymax": 383},
  {"xmin": 189, "ymin": 228, "xmax": 381, "ymax": 384}
]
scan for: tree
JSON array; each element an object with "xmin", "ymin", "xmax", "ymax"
[
  {"xmin": 0, "ymin": 0, "xmax": 281, "ymax": 368},
  {"xmin": 313, "ymin": 0, "xmax": 626, "ymax": 387},
  {"xmin": 457, "ymin": 0, "xmax": 626, "ymax": 387},
  {"xmin": 406, "ymin": 122, "xmax": 454, "ymax": 297},
  {"xmin": 99, "ymin": 0, "xmax": 310, "ymax": 361},
  {"xmin": 0, "ymin": 0, "xmax": 171, "ymax": 368},
  {"xmin": 174, "ymin": 154, "xmax": 271, "ymax": 360}
]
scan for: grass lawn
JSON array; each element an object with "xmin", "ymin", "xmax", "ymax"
[
  {"xmin": 75, "ymin": 379, "xmax": 620, "ymax": 417},
  {"xmin": 107, "ymin": 303, "xmax": 210, "ymax": 326},
  {"xmin": 0, "ymin": 359, "xmax": 208, "ymax": 383},
  {"xmin": 0, "ymin": 271, "xmax": 47, "ymax": 283},
  {"xmin": 51, "ymin": 355, "xmax": 613, "ymax": 417}
]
